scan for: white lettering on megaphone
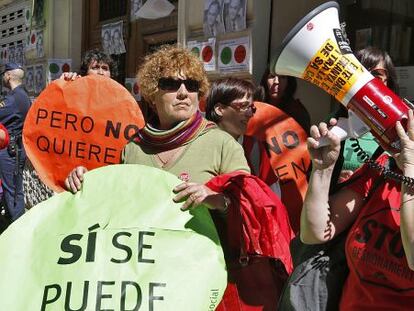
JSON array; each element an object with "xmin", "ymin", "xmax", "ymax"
[
  {"xmin": 384, "ymin": 95, "xmax": 393, "ymax": 105},
  {"xmin": 362, "ymin": 95, "xmax": 387, "ymax": 119}
]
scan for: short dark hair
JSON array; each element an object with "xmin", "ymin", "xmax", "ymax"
[
  {"xmin": 79, "ymin": 49, "xmax": 116, "ymax": 78},
  {"xmin": 205, "ymin": 77, "xmax": 255, "ymax": 123},
  {"xmin": 259, "ymin": 68, "xmax": 297, "ymax": 103},
  {"xmin": 355, "ymin": 46, "xmax": 398, "ymax": 93}
]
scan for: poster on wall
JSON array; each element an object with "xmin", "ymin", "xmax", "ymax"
[
  {"xmin": 125, "ymin": 77, "xmax": 141, "ymax": 101},
  {"xmin": 101, "ymin": 21, "xmax": 126, "ymax": 55},
  {"xmin": 25, "ymin": 29, "xmax": 43, "ymax": 60},
  {"xmin": 218, "ymin": 36, "xmax": 250, "ymax": 73},
  {"xmin": 203, "ymin": 0, "xmax": 225, "ymax": 37},
  {"xmin": 188, "ymin": 38, "xmax": 216, "ymax": 72},
  {"xmin": 34, "ymin": 64, "xmax": 45, "ymax": 95},
  {"xmin": 101, "ymin": 24, "xmax": 113, "ymax": 55},
  {"xmin": 24, "ymin": 6, "xmax": 31, "ymax": 27},
  {"xmin": 0, "ymin": 47, "xmax": 6, "ymax": 65},
  {"xmin": 33, "ymin": 0, "xmax": 45, "ymax": 25},
  {"xmin": 36, "ymin": 29, "xmax": 44, "ymax": 58},
  {"xmin": 15, "ymin": 44, "xmax": 25, "ymax": 66},
  {"xmin": 25, "ymin": 66, "xmax": 35, "ymax": 93},
  {"xmin": 223, "ymin": 0, "xmax": 247, "ymax": 33},
  {"xmin": 7, "ymin": 46, "xmax": 15, "ymax": 63},
  {"xmin": 47, "ymin": 59, "xmax": 72, "ymax": 82}
]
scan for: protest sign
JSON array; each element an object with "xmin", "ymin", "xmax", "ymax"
[
  {"xmin": 245, "ymin": 102, "xmax": 311, "ymax": 232},
  {"xmin": 23, "ymin": 75, "xmax": 145, "ymax": 192},
  {"xmin": 0, "ymin": 165, "xmax": 226, "ymax": 310}
]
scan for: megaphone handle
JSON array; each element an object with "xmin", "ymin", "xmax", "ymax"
[{"xmin": 316, "ymin": 124, "xmax": 349, "ymax": 148}]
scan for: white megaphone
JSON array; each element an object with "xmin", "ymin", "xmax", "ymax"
[{"xmin": 271, "ymin": 1, "xmax": 410, "ymax": 152}]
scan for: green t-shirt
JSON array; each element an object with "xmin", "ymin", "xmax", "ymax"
[
  {"xmin": 342, "ymin": 132, "xmax": 379, "ymax": 171},
  {"xmin": 122, "ymin": 127, "xmax": 250, "ymax": 183}
]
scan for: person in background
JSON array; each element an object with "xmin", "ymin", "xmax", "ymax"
[
  {"xmin": 205, "ymin": 77, "xmax": 293, "ymax": 308},
  {"xmin": 258, "ymin": 70, "xmax": 311, "ymax": 134},
  {"xmin": 206, "ymin": 77, "xmax": 281, "ymax": 197},
  {"xmin": 65, "ymin": 46, "xmax": 293, "ymax": 310},
  {"xmin": 60, "ymin": 49, "xmax": 115, "ymax": 81},
  {"xmin": 332, "ymin": 46, "xmax": 399, "ymax": 184},
  {"xmin": 254, "ymin": 69, "xmax": 311, "ymax": 233},
  {"xmin": 24, "ymin": 49, "xmax": 116, "ymax": 210},
  {"xmin": 0, "ymin": 63, "xmax": 31, "ymax": 224},
  {"xmin": 301, "ymin": 110, "xmax": 414, "ymax": 310}
]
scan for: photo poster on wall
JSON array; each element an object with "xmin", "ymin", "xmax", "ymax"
[
  {"xmin": 223, "ymin": 0, "xmax": 247, "ymax": 33},
  {"xmin": 25, "ymin": 66, "xmax": 35, "ymax": 93},
  {"xmin": 15, "ymin": 44, "xmax": 25, "ymax": 66},
  {"xmin": 7, "ymin": 46, "xmax": 16, "ymax": 63},
  {"xmin": 34, "ymin": 64, "xmax": 45, "ymax": 95},
  {"xmin": 203, "ymin": 0, "xmax": 225, "ymax": 38},
  {"xmin": 101, "ymin": 21, "xmax": 126, "ymax": 55},
  {"xmin": 36, "ymin": 29, "xmax": 44, "ymax": 58},
  {"xmin": 47, "ymin": 59, "xmax": 72, "ymax": 82},
  {"xmin": 1, "ymin": 44, "xmax": 25, "ymax": 66},
  {"xmin": 218, "ymin": 35, "xmax": 250, "ymax": 73},
  {"xmin": 187, "ymin": 38, "xmax": 216, "ymax": 72},
  {"xmin": 125, "ymin": 77, "xmax": 141, "ymax": 102}
]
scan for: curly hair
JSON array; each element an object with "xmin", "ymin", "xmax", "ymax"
[
  {"xmin": 79, "ymin": 49, "xmax": 116, "ymax": 78},
  {"xmin": 137, "ymin": 45, "xmax": 209, "ymax": 104}
]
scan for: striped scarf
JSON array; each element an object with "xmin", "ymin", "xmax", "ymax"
[{"xmin": 133, "ymin": 111, "xmax": 216, "ymax": 151}]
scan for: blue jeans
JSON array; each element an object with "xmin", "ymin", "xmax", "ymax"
[{"xmin": 0, "ymin": 146, "xmax": 26, "ymax": 221}]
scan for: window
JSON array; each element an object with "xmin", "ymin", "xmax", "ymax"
[{"xmin": 99, "ymin": 0, "xmax": 127, "ymax": 21}]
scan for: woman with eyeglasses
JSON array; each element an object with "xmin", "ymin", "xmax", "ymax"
[
  {"xmin": 205, "ymin": 77, "xmax": 256, "ymax": 140},
  {"xmin": 65, "ymin": 46, "xmax": 293, "ymax": 310},
  {"xmin": 205, "ymin": 77, "xmax": 282, "ymax": 197},
  {"xmin": 205, "ymin": 77, "xmax": 293, "ymax": 309},
  {"xmin": 66, "ymin": 45, "xmax": 248, "ymax": 211}
]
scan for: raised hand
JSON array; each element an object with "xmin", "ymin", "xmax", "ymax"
[{"xmin": 307, "ymin": 118, "xmax": 341, "ymax": 170}]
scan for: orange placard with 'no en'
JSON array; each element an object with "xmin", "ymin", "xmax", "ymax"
[
  {"xmin": 23, "ymin": 75, "xmax": 145, "ymax": 192},
  {"xmin": 245, "ymin": 102, "xmax": 311, "ymax": 233}
]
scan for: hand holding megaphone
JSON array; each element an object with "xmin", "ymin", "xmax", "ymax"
[
  {"xmin": 316, "ymin": 111, "xmax": 370, "ymax": 147},
  {"xmin": 272, "ymin": 1, "xmax": 410, "ymax": 153}
]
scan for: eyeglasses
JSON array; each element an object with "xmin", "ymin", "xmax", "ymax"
[
  {"xmin": 158, "ymin": 77, "xmax": 200, "ymax": 93},
  {"xmin": 229, "ymin": 101, "xmax": 256, "ymax": 113}
]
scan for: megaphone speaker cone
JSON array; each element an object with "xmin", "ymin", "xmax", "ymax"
[{"xmin": 271, "ymin": 1, "xmax": 410, "ymax": 152}]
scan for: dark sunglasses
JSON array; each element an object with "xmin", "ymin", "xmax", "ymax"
[{"xmin": 158, "ymin": 77, "xmax": 200, "ymax": 93}]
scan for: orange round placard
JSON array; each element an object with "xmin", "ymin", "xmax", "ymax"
[{"xmin": 23, "ymin": 75, "xmax": 145, "ymax": 192}]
